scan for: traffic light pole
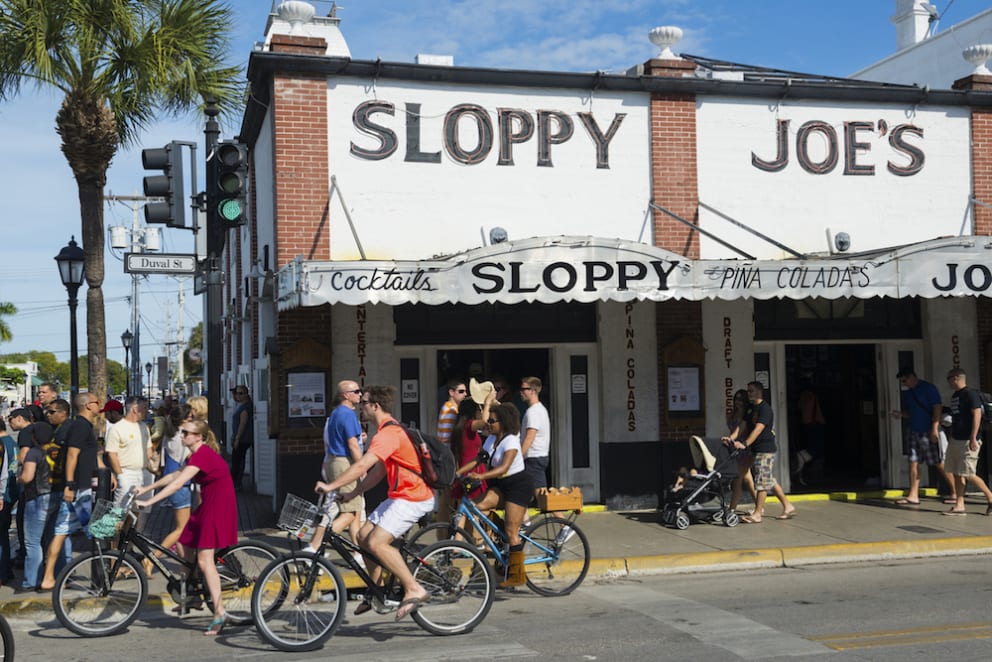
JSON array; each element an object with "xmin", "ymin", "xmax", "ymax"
[{"xmin": 203, "ymin": 98, "xmax": 224, "ymax": 441}]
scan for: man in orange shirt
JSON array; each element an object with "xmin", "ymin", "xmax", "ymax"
[{"xmin": 316, "ymin": 385, "xmax": 434, "ymax": 620}]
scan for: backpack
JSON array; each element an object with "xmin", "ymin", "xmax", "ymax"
[{"xmin": 383, "ymin": 421, "xmax": 457, "ymax": 489}]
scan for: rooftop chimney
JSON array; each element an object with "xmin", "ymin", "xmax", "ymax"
[{"xmin": 892, "ymin": 0, "xmax": 938, "ymax": 50}]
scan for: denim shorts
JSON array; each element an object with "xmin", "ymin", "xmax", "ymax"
[
  {"xmin": 162, "ymin": 485, "xmax": 192, "ymax": 510},
  {"xmin": 53, "ymin": 489, "xmax": 93, "ymax": 537}
]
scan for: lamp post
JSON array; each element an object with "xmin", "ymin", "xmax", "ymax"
[
  {"xmin": 55, "ymin": 236, "xmax": 85, "ymax": 403},
  {"xmin": 121, "ymin": 330, "xmax": 133, "ymax": 396},
  {"xmin": 145, "ymin": 362, "xmax": 153, "ymax": 399}
]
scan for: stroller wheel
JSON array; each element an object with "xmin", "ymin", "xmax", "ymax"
[
  {"xmin": 711, "ymin": 509, "xmax": 724, "ymax": 523},
  {"xmin": 675, "ymin": 512, "xmax": 691, "ymax": 530},
  {"xmin": 724, "ymin": 511, "xmax": 740, "ymax": 527}
]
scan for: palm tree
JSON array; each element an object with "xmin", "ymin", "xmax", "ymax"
[
  {"xmin": 0, "ymin": 301, "xmax": 15, "ymax": 342},
  {"xmin": 0, "ymin": 0, "xmax": 241, "ymax": 399}
]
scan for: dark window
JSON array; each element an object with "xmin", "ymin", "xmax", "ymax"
[
  {"xmin": 754, "ymin": 297, "xmax": 921, "ymax": 340},
  {"xmin": 394, "ymin": 302, "xmax": 596, "ymax": 345}
]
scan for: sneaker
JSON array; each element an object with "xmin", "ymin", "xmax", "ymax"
[{"xmin": 554, "ymin": 526, "xmax": 576, "ymax": 546}]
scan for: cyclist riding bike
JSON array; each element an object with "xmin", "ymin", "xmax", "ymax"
[{"xmin": 315, "ymin": 384, "xmax": 434, "ymax": 620}]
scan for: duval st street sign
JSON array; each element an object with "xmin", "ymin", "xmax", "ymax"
[{"xmin": 124, "ymin": 253, "xmax": 197, "ymax": 275}]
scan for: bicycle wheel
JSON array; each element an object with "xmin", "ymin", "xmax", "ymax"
[
  {"xmin": 410, "ymin": 540, "xmax": 494, "ymax": 636},
  {"xmin": 0, "ymin": 613, "xmax": 13, "ymax": 662},
  {"xmin": 210, "ymin": 542, "xmax": 279, "ymax": 625},
  {"xmin": 252, "ymin": 554, "xmax": 346, "ymax": 652},
  {"xmin": 522, "ymin": 516, "xmax": 590, "ymax": 596},
  {"xmin": 406, "ymin": 521, "xmax": 476, "ymax": 552},
  {"xmin": 53, "ymin": 552, "xmax": 148, "ymax": 636}
]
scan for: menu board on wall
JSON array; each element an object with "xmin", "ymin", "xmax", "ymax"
[{"xmin": 287, "ymin": 371, "xmax": 326, "ymax": 418}]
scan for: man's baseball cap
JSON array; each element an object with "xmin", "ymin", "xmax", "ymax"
[{"xmin": 101, "ymin": 399, "xmax": 124, "ymax": 413}]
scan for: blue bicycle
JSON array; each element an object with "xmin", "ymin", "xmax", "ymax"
[{"xmin": 407, "ymin": 478, "xmax": 590, "ymax": 596}]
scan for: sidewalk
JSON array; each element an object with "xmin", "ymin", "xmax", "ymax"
[{"xmin": 3, "ymin": 488, "xmax": 990, "ymax": 615}]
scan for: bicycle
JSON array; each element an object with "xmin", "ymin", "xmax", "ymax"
[
  {"xmin": 52, "ymin": 488, "xmax": 277, "ymax": 637},
  {"xmin": 407, "ymin": 477, "xmax": 590, "ymax": 596},
  {"xmin": 250, "ymin": 492, "xmax": 495, "ymax": 652},
  {"xmin": 0, "ymin": 612, "xmax": 13, "ymax": 661}
]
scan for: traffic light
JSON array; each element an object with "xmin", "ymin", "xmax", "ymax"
[
  {"xmin": 213, "ymin": 140, "xmax": 248, "ymax": 226},
  {"xmin": 142, "ymin": 141, "xmax": 186, "ymax": 228}
]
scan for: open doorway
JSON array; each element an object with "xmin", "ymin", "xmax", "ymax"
[
  {"xmin": 436, "ymin": 346, "xmax": 552, "ymax": 477},
  {"xmin": 785, "ymin": 344, "xmax": 880, "ymax": 491}
]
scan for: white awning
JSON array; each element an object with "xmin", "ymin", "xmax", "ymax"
[{"xmin": 276, "ymin": 235, "xmax": 992, "ymax": 309}]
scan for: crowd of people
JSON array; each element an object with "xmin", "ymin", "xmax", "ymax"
[
  {"xmin": 720, "ymin": 368, "xmax": 992, "ymax": 522},
  {"xmin": 0, "ymin": 385, "xmax": 239, "ymax": 636},
  {"xmin": 312, "ymin": 374, "xmax": 553, "ymax": 620}
]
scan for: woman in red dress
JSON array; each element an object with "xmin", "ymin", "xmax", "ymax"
[{"xmin": 137, "ymin": 418, "xmax": 237, "ymax": 636}]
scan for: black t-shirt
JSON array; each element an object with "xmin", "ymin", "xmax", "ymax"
[
  {"xmin": 65, "ymin": 417, "xmax": 99, "ymax": 490},
  {"xmin": 950, "ymin": 387, "xmax": 982, "ymax": 440},
  {"xmin": 18, "ymin": 421, "xmax": 54, "ymax": 450},
  {"xmin": 747, "ymin": 400, "xmax": 776, "ymax": 454},
  {"xmin": 22, "ymin": 443, "xmax": 54, "ymax": 501}
]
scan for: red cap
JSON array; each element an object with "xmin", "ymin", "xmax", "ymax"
[{"xmin": 101, "ymin": 399, "xmax": 124, "ymax": 413}]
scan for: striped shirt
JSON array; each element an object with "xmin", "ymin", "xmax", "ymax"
[{"xmin": 436, "ymin": 399, "xmax": 459, "ymax": 444}]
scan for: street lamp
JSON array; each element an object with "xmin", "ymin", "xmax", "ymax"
[
  {"xmin": 55, "ymin": 236, "xmax": 85, "ymax": 403},
  {"xmin": 145, "ymin": 362, "xmax": 153, "ymax": 398},
  {"xmin": 121, "ymin": 330, "xmax": 133, "ymax": 396}
]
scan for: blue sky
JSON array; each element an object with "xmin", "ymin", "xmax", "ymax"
[{"xmin": 0, "ymin": 0, "xmax": 988, "ymax": 366}]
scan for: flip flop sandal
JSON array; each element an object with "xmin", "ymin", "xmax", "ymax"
[{"xmin": 895, "ymin": 499, "xmax": 920, "ymax": 506}]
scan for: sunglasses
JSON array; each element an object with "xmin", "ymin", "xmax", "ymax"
[
  {"xmin": 487, "ymin": 418, "xmax": 498, "ymax": 424},
  {"xmin": 180, "ymin": 429, "xmax": 201, "ymax": 437},
  {"xmin": 519, "ymin": 386, "xmax": 533, "ymax": 391},
  {"xmin": 455, "ymin": 389, "xmax": 468, "ymax": 394},
  {"xmin": 348, "ymin": 389, "xmax": 363, "ymax": 394},
  {"xmin": 45, "ymin": 409, "xmax": 60, "ymax": 415}
]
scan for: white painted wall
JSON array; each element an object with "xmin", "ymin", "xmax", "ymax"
[
  {"xmin": 702, "ymin": 299, "xmax": 755, "ymax": 436},
  {"xmin": 329, "ymin": 303, "xmax": 400, "ymax": 389},
  {"xmin": 696, "ymin": 97, "xmax": 972, "ymax": 259},
  {"xmin": 597, "ymin": 300, "xmax": 659, "ymax": 442},
  {"xmin": 325, "ymin": 79, "xmax": 651, "ymax": 260}
]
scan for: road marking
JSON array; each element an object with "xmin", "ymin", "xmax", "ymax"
[
  {"xmin": 587, "ymin": 584, "xmax": 833, "ymax": 659},
  {"xmin": 810, "ymin": 622, "xmax": 992, "ymax": 650}
]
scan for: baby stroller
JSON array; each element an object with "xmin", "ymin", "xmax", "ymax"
[{"xmin": 660, "ymin": 435, "xmax": 740, "ymax": 529}]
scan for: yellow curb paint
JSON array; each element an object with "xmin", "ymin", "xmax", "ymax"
[
  {"xmin": 781, "ymin": 537, "xmax": 992, "ymax": 566},
  {"xmin": 624, "ymin": 548, "xmax": 782, "ymax": 574}
]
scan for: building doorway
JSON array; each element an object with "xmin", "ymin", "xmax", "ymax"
[{"xmin": 784, "ymin": 344, "xmax": 881, "ymax": 491}]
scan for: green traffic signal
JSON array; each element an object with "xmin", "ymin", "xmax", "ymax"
[{"xmin": 214, "ymin": 141, "xmax": 248, "ymax": 226}]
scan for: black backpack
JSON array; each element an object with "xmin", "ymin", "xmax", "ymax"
[
  {"xmin": 383, "ymin": 421, "xmax": 457, "ymax": 489},
  {"xmin": 977, "ymin": 390, "xmax": 992, "ymax": 426}
]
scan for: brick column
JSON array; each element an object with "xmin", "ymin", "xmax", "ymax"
[
  {"xmin": 953, "ymin": 74, "xmax": 992, "ymax": 410},
  {"xmin": 647, "ymin": 57, "xmax": 700, "ymax": 259}
]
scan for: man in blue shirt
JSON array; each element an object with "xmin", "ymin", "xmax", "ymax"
[
  {"xmin": 891, "ymin": 369, "xmax": 955, "ymax": 505},
  {"xmin": 309, "ymin": 380, "xmax": 365, "ymax": 553}
]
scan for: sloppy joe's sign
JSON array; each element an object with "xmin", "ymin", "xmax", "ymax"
[{"xmin": 277, "ymin": 236, "xmax": 992, "ymax": 308}]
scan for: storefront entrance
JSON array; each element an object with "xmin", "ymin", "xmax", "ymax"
[{"xmin": 784, "ymin": 344, "xmax": 881, "ymax": 491}]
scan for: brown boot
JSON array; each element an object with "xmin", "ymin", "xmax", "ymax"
[{"xmin": 499, "ymin": 549, "xmax": 526, "ymax": 588}]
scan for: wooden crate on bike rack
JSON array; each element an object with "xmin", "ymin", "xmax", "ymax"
[{"xmin": 535, "ymin": 487, "xmax": 583, "ymax": 512}]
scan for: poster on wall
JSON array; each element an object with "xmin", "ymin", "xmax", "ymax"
[
  {"xmin": 288, "ymin": 371, "xmax": 326, "ymax": 418},
  {"xmin": 668, "ymin": 366, "xmax": 701, "ymax": 413}
]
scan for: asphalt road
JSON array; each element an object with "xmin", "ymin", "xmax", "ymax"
[{"xmin": 6, "ymin": 555, "xmax": 991, "ymax": 661}]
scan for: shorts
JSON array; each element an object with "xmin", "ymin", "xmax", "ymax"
[
  {"xmin": 367, "ymin": 496, "xmax": 435, "ymax": 539},
  {"xmin": 115, "ymin": 469, "xmax": 152, "ymax": 503},
  {"xmin": 162, "ymin": 485, "xmax": 192, "ymax": 510},
  {"xmin": 752, "ymin": 452, "xmax": 778, "ymax": 492},
  {"xmin": 489, "ymin": 471, "xmax": 535, "ymax": 508},
  {"xmin": 945, "ymin": 438, "xmax": 981, "ymax": 477},
  {"xmin": 524, "ymin": 456, "xmax": 549, "ymax": 491},
  {"xmin": 323, "ymin": 456, "xmax": 363, "ymax": 515},
  {"xmin": 53, "ymin": 489, "xmax": 93, "ymax": 537},
  {"xmin": 906, "ymin": 430, "xmax": 943, "ymax": 466}
]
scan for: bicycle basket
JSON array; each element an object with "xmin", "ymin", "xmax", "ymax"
[
  {"xmin": 277, "ymin": 493, "xmax": 320, "ymax": 539},
  {"xmin": 88, "ymin": 498, "xmax": 127, "ymax": 540}
]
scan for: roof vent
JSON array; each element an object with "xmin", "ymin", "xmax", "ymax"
[
  {"xmin": 963, "ymin": 44, "xmax": 992, "ymax": 75},
  {"xmin": 416, "ymin": 54, "xmax": 454, "ymax": 66}
]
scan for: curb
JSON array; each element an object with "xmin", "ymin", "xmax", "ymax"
[{"xmin": 595, "ymin": 536, "xmax": 992, "ymax": 580}]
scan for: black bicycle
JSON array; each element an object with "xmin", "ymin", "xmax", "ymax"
[
  {"xmin": 0, "ymin": 612, "xmax": 12, "ymax": 661},
  {"xmin": 52, "ymin": 488, "xmax": 277, "ymax": 636},
  {"xmin": 250, "ymin": 493, "xmax": 495, "ymax": 652}
]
